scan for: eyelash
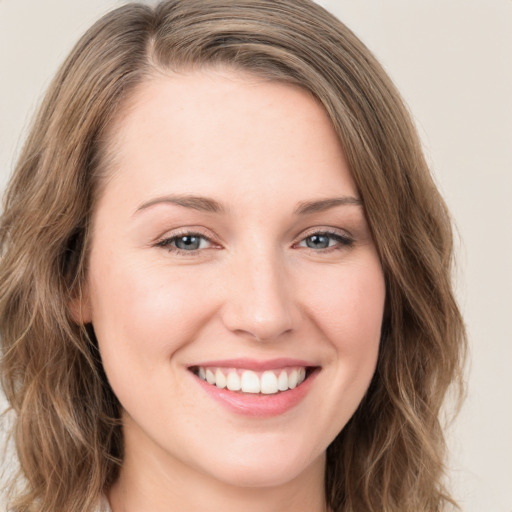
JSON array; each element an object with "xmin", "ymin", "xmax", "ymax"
[
  {"xmin": 155, "ymin": 230, "xmax": 215, "ymax": 255},
  {"xmin": 295, "ymin": 230, "xmax": 354, "ymax": 252},
  {"xmin": 155, "ymin": 229, "xmax": 354, "ymax": 255}
]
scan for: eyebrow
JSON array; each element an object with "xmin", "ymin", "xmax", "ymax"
[
  {"xmin": 294, "ymin": 196, "xmax": 362, "ymax": 215},
  {"xmin": 135, "ymin": 194, "xmax": 225, "ymax": 214},
  {"xmin": 134, "ymin": 194, "xmax": 362, "ymax": 216}
]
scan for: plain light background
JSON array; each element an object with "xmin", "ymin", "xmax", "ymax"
[{"xmin": 0, "ymin": 1, "xmax": 511, "ymax": 511}]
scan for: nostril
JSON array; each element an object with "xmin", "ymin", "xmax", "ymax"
[{"xmin": 220, "ymin": 270, "xmax": 297, "ymax": 341}]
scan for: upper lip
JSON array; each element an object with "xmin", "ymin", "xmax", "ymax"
[{"xmin": 188, "ymin": 358, "xmax": 318, "ymax": 371}]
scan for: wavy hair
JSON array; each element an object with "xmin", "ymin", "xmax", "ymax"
[{"xmin": 0, "ymin": 1, "xmax": 466, "ymax": 510}]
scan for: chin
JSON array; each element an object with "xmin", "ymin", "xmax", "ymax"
[
  {"xmin": 196, "ymin": 443, "xmax": 325, "ymax": 489},
  {"xmin": 209, "ymin": 465, "xmax": 302, "ymax": 489}
]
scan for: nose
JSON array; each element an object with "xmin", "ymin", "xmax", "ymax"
[{"xmin": 220, "ymin": 248, "xmax": 297, "ymax": 342}]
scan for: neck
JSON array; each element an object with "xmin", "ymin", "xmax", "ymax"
[{"xmin": 108, "ymin": 422, "xmax": 328, "ymax": 512}]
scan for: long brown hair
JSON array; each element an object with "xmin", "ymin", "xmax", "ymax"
[{"xmin": 0, "ymin": 1, "xmax": 466, "ymax": 510}]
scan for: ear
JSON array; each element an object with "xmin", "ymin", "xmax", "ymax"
[{"xmin": 69, "ymin": 281, "xmax": 93, "ymax": 324}]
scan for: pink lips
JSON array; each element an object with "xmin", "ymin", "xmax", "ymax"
[
  {"xmin": 189, "ymin": 358, "xmax": 319, "ymax": 417},
  {"xmin": 192, "ymin": 357, "xmax": 314, "ymax": 371}
]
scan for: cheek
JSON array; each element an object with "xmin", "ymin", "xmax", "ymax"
[
  {"xmin": 307, "ymin": 258, "xmax": 386, "ymax": 350},
  {"xmin": 87, "ymin": 255, "xmax": 215, "ymax": 380},
  {"xmin": 304, "ymin": 257, "xmax": 385, "ymax": 415}
]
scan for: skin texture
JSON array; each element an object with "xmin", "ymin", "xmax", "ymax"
[{"xmin": 77, "ymin": 69, "xmax": 386, "ymax": 512}]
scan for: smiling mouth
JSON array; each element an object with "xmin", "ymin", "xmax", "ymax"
[{"xmin": 190, "ymin": 366, "xmax": 316, "ymax": 394}]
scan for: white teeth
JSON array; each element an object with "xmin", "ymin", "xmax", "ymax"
[
  {"xmin": 226, "ymin": 371, "xmax": 241, "ymax": 391},
  {"xmin": 277, "ymin": 370, "xmax": 289, "ymax": 391},
  {"xmin": 215, "ymin": 368, "xmax": 226, "ymax": 389},
  {"xmin": 260, "ymin": 371, "xmax": 278, "ymax": 394},
  {"xmin": 195, "ymin": 366, "xmax": 309, "ymax": 393},
  {"xmin": 241, "ymin": 370, "xmax": 260, "ymax": 393},
  {"xmin": 206, "ymin": 369, "xmax": 216, "ymax": 385},
  {"xmin": 288, "ymin": 369, "xmax": 299, "ymax": 389}
]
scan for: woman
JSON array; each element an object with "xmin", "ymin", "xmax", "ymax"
[{"xmin": 0, "ymin": 1, "xmax": 466, "ymax": 511}]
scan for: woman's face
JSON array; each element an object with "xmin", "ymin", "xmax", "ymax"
[{"xmin": 79, "ymin": 69, "xmax": 385, "ymax": 489}]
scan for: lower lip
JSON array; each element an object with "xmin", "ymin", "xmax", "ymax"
[{"xmin": 192, "ymin": 370, "xmax": 319, "ymax": 417}]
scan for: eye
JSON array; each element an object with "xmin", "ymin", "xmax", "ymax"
[
  {"xmin": 297, "ymin": 231, "xmax": 353, "ymax": 250},
  {"xmin": 156, "ymin": 232, "xmax": 213, "ymax": 253}
]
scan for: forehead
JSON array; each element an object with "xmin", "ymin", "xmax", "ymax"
[{"xmin": 96, "ymin": 68, "xmax": 356, "ymax": 211}]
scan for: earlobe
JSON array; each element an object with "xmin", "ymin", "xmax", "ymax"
[{"xmin": 69, "ymin": 282, "xmax": 93, "ymax": 324}]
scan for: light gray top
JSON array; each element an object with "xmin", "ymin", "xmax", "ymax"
[{"xmin": 96, "ymin": 495, "xmax": 112, "ymax": 512}]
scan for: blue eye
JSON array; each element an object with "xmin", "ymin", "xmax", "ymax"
[
  {"xmin": 298, "ymin": 232, "xmax": 353, "ymax": 250},
  {"xmin": 157, "ymin": 233, "xmax": 212, "ymax": 252},
  {"xmin": 175, "ymin": 235, "xmax": 203, "ymax": 250}
]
